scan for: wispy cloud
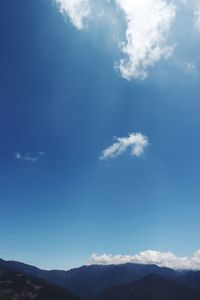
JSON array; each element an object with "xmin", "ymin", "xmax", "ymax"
[
  {"xmin": 55, "ymin": 0, "xmax": 91, "ymax": 30},
  {"xmin": 89, "ymin": 249, "xmax": 200, "ymax": 270},
  {"xmin": 14, "ymin": 151, "xmax": 45, "ymax": 163},
  {"xmin": 194, "ymin": 1, "xmax": 200, "ymax": 31},
  {"xmin": 99, "ymin": 132, "xmax": 148, "ymax": 160},
  {"xmin": 184, "ymin": 62, "xmax": 197, "ymax": 74},
  {"xmin": 115, "ymin": 0, "xmax": 176, "ymax": 80},
  {"xmin": 179, "ymin": 0, "xmax": 200, "ymax": 32}
]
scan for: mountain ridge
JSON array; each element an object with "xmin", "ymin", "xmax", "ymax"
[
  {"xmin": 1, "ymin": 258, "xmax": 200, "ymax": 299},
  {"xmin": 94, "ymin": 273, "xmax": 200, "ymax": 300}
]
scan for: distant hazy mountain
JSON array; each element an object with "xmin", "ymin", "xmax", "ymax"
[
  {"xmin": 61, "ymin": 263, "xmax": 178, "ymax": 299},
  {"xmin": 1, "ymin": 258, "xmax": 200, "ymax": 300},
  {"xmin": 94, "ymin": 274, "xmax": 200, "ymax": 300},
  {"xmin": 0, "ymin": 269, "xmax": 80, "ymax": 300}
]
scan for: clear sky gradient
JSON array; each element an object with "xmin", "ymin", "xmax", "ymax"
[{"xmin": 0, "ymin": 0, "xmax": 200, "ymax": 270}]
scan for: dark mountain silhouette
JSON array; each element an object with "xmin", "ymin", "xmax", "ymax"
[
  {"xmin": 0, "ymin": 259, "xmax": 178, "ymax": 299},
  {"xmin": 1, "ymin": 258, "xmax": 200, "ymax": 300},
  {"xmin": 94, "ymin": 273, "xmax": 200, "ymax": 300},
  {"xmin": 0, "ymin": 269, "xmax": 80, "ymax": 300},
  {"xmin": 179, "ymin": 270, "xmax": 200, "ymax": 291}
]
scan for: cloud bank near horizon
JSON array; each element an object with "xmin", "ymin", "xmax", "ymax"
[
  {"xmin": 89, "ymin": 249, "xmax": 200, "ymax": 270},
  {"xmin": 88, "ymin": 249, "xmax": 200, "ymax": 270}
]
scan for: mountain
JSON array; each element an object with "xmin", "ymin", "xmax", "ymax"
[
  {"xmin": 0, "ymin": 259, "xmax": 178, "ymax": 299},
  {"xmin": 61, "ymin": 263, "xmax": 177, "ymax": 299},
  {"xmin": 179, "ymin": 270, "xmax": 200, "ymax": 291},
  {"xmin": 0, "ymin": 270, "xmax": 80, "ymax": 300},
  {"xmin": 94, "ymin": 273, "xmax": 200, "ymax": 300},
  {"xmin": 2, "ymin": 258, "xmax": 200, "ymax": 299}
]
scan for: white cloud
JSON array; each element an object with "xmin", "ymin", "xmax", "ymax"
[
  {"xmin": 54, "ymin": 0, "xmax": 176, "ymax": 79},
  {"xmin": 99, "ymin": 132, "xmax": 148, "ymax": 160},
  {"xmin": 14, "ymin": 152, "xmax": 45, "ymax": 163},
  {"xmin": 55, "ymin": 0, "xmax": 91, "ymax": 30},
  {"xmin": 54, "ymin": 0, "xmax": 200, "ymax": 80},
  {"xmin": 115, "ymin": 0, "xmax": 176, "ymax": 80},
  {"xmin": 89, "ymin": 249, "xmax": 200, "ymax": 270}
]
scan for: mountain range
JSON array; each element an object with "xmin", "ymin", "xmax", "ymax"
[
  {"xmin": 0, "ymin": 265, "xmax": 80, "ymax": 300},
  {"xmin": 0, "ymin": 258, "xmax": 200, "ymax": 299}
]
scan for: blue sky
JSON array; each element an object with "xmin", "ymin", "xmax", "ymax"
[{"xmin": 0, "ymin": 0, "xmax": 200, "ymax": 270}]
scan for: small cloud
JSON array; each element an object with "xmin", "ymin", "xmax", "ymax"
[
  {"xmin": 89, "ymin": 249, "xmax": 200, "ymax": 270},
  {"xmin": 55, "ymin": 0, "xmax": 91, "ymax": 30},
  {"xmin": 99, "ymin": 132, "xmax": 148, "ymax": 160},
  {"xmin": 14, "ymin": 151, "xmax": 45, "ymax": 163},
  {"xmin": 38, "ymin": 151, "xmax": 45, "ymax": 156},
  {"xmin": 15, "ymin": 152, "xmax": 23, "ymax": 160},
  {"xmin": 184, "ymin": 62, "xmax": 197, "ymax": 74}
]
